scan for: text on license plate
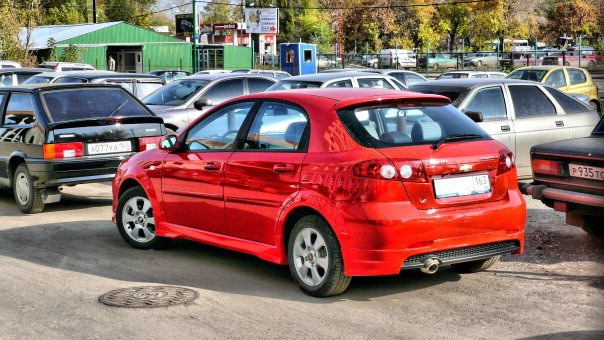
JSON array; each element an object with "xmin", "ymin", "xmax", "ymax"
[
  {"xmin": 434, "ymin": 174, "xmax": 490, "ymax": 199},
  {"xmin": 569, "ymin": 164, "xmax": 604, "ymax": 181},
  {"xmin": 87, "ymin": 141, "xmax": 132, "ymax": 155}
]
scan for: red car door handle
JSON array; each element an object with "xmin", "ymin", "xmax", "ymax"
[
  {"xmin": 273, "ymin": 164, "xmax": 295, "ymax": 174},
  {"xmin": 202, "ymin": 161, "xmax": 221, "ymax": 171}
]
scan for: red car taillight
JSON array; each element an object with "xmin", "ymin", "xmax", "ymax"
[
  {"xmin": 531, "ymin": 159, "xmax": 562, "ymax": 176},
  {"xmin": 43, "ymin": 142, "xmax": 83, "ymax": 159},
  {"xmin": 138, "ymin": 136, "xmax": 162, "ymax": 151},
  {"xmin": 496, "ymin": 149, "xmax": 515, "ymax": 175},
  {"xmin": 392, "ymin": 159, "xmax": 429, "ymax": 183},
  {"xmin": 353, "ymin": 159, "xmax": 428, "ymax": 183},
  {"xmin": 353, "ymin": 160, "xmax": 398, "ymax": 180}
]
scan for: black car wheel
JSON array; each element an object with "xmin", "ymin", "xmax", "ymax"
[
  {"xmin": 288, "ymin": 215, "xmax": 351, "ymax": 297},
  {"xmin": 116, "ymin": 186, "xmax": 170, "ymax": 249},
  {"xmin": 13, "ymin": 164, "xmax": 45, "ymax": 214}
]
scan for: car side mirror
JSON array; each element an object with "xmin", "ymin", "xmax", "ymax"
[
  {"xmin": 193, "ymin": 97, "xmax": 212, "ymax": 110},
  {"xmin": 464, "ymin": 111, "xmax": 484, "ymax": 123},
  {"xmin": 160, "ymin": 134, "xmax": 179, "ymax": 150}
]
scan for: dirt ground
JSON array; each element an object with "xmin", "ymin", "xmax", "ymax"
[{"xmin": 0, "ymin": 183, "xmax": 602, "ymax": 340}]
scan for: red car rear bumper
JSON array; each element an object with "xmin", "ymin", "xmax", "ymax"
[{"xmin": 337, "ymin": 190, "xmax": 526, "ymax": 276}]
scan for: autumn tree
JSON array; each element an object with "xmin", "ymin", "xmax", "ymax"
[
  {"xmin": 542, "ymin": 0, "xmax": 601, "ymax": 44},
  {"xmin": 104, "ymin": 0, "xmax": 155, "ymax": 27},
  {"xmin": 44, "ymin": 0, "xmax": 87, "ymax": 25}
]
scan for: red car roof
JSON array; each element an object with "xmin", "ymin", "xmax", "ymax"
[{"xmin": 231, "ymin": 88, "xmax": 451, "ymax": 110}]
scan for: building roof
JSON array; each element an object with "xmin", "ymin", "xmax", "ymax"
[{"xmin": 20, "ymin": 22, "xmax": 121, "ymax": 50}]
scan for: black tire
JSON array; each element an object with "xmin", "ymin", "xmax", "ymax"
[
  {"xmin": 13, "ymin": 164, "xmax": 45, "ymax": 214},
  {"xmin": 582, "ymin": 216, "xmax": 604, "ymax": 236},
  {"xmin": 589, "ymin": 101, "xmax": 601, "ymax": 114},
  {"xmin": 116, "ymin": 186, "xmax": 170, "ymax": 249},
  {"xmin": 450, "ymin": 256, "xmax": 500, "ymax": 273},
  {"xmin": 287, "ymin": 215, "xmax": 351, "ymax": 297}
]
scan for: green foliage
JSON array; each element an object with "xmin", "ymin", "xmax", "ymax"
[
  {"xmin": 60, "ymin": 44, "xmax": 83, "ymax": 62},
  {"xmin": 43, "ymin": 0, "xmax": 86, "ymax": 25},
  {"xmin": 104, "ymin": 0, "xmax": 155, "ymax": 27}
]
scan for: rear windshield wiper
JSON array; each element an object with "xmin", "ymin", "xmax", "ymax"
[{"xmin": 432, "ymin": 133, "xmax": 483, "ymax": 150}]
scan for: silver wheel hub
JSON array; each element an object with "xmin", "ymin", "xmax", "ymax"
[
  {"xmin": 292, "ymin": 228, "xmax": 329, "ymax": 287},
  {"xmin": 15, "ymin": 173, "xmax": 30, "ymax": 206},
  {"xmin": 121, "ymin": 196, "xmax": 156, "ymax": 243}
]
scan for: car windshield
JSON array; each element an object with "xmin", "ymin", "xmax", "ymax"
[
  {"xmin": 337, "ymin": 104, "xmax": 488, "ymax": 148},
  {"xmin": 437, "ymin": 73, "xmax": 469, "ymax": 79},
  {"xmin": 22, "ymin": 75, "xmax": 54, "ymax": 84},
  {"xmin": 506, "ymin": 69, "xmax": 548, "ymax": 82},
  {"xmin": 408, "ymin": 85, "xmax": 470, "ymax": 106},
  {"xmin": 142, "ymin": 79, "xmax": 210, "ymax": 106},
  {"xmin": 266, "ymin": 80, "xmax": 322, "ymax": 91},
  {"xmin": 42, "ymin": 88, "xmax": 152, "ymax": 123}
]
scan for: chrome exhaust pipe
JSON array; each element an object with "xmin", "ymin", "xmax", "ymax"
[{"xmin": 420, "ymin": 258, "xmax": 439, "ymax": 274}]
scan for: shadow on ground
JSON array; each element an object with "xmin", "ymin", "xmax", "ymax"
[{"xmin": 0, "ymin": 220, "xmax": 464, "ymax": 302}]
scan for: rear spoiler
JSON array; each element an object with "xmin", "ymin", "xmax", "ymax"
[
  {"xmin": 334, "ymin": 94, "xmax": 451, "ymax": 111},
  {"xmin": 47, "ymin": 116, "xmax": 164, "ymax": 129}
]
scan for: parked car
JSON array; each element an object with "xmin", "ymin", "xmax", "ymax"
[
  {"xmin": 541, "ymin": 50, "xmax": 598, "ymax": 70},
  {"xmin": 506, "ymin": 66, "xmax": 601, "ymax": 113},
  {"xmin": 194, "ymin": 70, "xmax": 232, "ymax": 75},
  {"xmin": 0, "ymin": 61, "xmax": 22, "ymax": 69},
  {"xmin": 112, "ymin": 88, "xmax": 526, "ymax": 297},
  {"xmin": 521, "ymin": 117, "xmax": 604, "ymax": 235},
  {"xmin": 465, "ymin": 53, "xmax": 501, "ymax": 68},
  {"xmin": 317, "ymin": 55, "xmax": 336, "ymax": 68},
  {"xmin": 23, "ymin": 72, "xmax": 165, "ymax": 99},
  {"xmin": 362, "ymin": 69, "xmax": 428, "ymax": 87},
  {"xmin": 147, "ymin": 69, "xmax": 191, "ymax": 83},
  {"xmin": 0, "ymin": 68, "xmax": 53, "ymax": 87},
  {"xmin": 378, "ymin": 49, "xmax": 416, "ymax": 69},
  {"xmin": 361, "ymin": 55, "xmax": 379, "ymax": 68},
  {"xmin": 409, "ymin": 79, "xmax": 600, "ymax": 180},
  {"xmin": 0, "ymin": 84, "xmax": 167, "ymax": 213},
  {"xmin": 417, "ymin": 53, "xmax": 459, "ymax": 70},
  {"xmin": 142, "ymin": 73, "xmax": 278, "ymax": 133},
  {"xmin": 266, "ymin": 71, "xmax": 406, "ymax": 91},
  {"xmin": 38, "ymin": 62, "xmax": 96, "ymax": 71},
  {"xmin": 231, "ymin": 69, "xmax": 291, "ymax": 78},
  {"xmin": 22, "ymin": 70, "xmax": 113, "ymax": 84},
  {"xmin": 436, "ymin": 71, "xmax": 507, "ymax": 80}
]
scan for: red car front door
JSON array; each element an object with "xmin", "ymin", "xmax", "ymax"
[{"xmin": 160, "ymin": 101, "xmax": 255, "ymax": 235}]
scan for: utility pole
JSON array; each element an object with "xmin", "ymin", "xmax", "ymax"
[
  {"xmin": 192, "ymin": 0, "xmax": 197, "ymax": 73},
  {"xmin": 92, "ymin": 0, "xmax": 97, "ymax": 23}
]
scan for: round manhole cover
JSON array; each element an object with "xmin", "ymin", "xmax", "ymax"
[{"xmin": 99, "ymin": 286, "xmax": 198, "ymax": 308}]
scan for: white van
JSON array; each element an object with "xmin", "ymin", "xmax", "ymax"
[
  {"xmin": 509, "ymin": 40, "xmax": 531, "ymax": 52},
  {"xmin": 378, "ymin": 49, "xmax": 416, "ymax": 69}
]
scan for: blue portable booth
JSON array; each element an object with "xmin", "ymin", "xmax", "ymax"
[{"xmin": 280, "ymin": 43, "xmax": 317, "ymax": 76}]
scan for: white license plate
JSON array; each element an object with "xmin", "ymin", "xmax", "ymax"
[
  {"xmin": 569, "ymin": 164, "xmax": 604, "ymax": 181},
  {"xmin": 434, "ymin": 174, "xmax": 490, "ymax": 199},
  {"xmin": 87, "ymin": 141, "xmax": 132, "ymax": 155}
]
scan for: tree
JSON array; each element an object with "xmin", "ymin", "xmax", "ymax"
[
  {"xmin": 104, "ymin": 0, "xmax": 156, "ymax": 27},
  {"xmin": 542, "ymin": 0, "xmax": 601, "ymax": 44},
  {"xmin": 44, "ymin": 0, "xmax": 87, "ymax": 25},
  {"xmin": 201, "ymin": 0, "xmax": 238, "ymax": 24}
]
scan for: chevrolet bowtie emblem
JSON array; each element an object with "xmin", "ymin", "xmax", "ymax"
[{"xmin": 460, "ymin": 164, "xmax": 472, "ymax": 172}]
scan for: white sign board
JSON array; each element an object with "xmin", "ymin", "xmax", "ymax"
[{"xmin": 245, "ymin": 8, "xmax": 279, "ymax": 34}]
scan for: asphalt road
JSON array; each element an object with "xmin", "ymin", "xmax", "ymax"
[{"xmin": 0, "ymin": 183, "xmax": 602, "ymax": 340}]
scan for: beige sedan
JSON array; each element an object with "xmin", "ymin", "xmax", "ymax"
[{"xmin": 410, "ymin": 79, "xmax": 600, "ymax": 180}]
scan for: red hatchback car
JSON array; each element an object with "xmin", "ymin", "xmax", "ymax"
[{"xmin": 112, "ymin": 88, "xmax": 526, "ymax": 297}]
